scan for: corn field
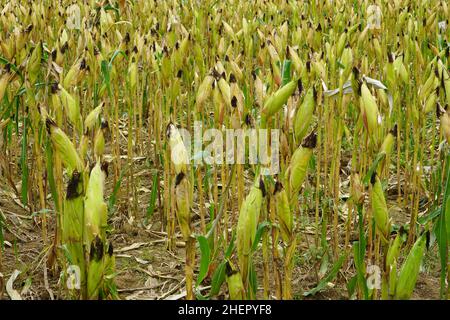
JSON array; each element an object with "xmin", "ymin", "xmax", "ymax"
[{"xmin": 0, "ymin": 0, "xmax": 449, "ymax": 300}]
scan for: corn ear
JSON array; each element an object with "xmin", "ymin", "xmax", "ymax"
[
  {"xmin": 393, "ymin": 56, "xmax": 408, "ymax": 84},
  {"xmin": 46, "ymin": 118, "xmax": 84, "ymax": 174},
  {"xmin": 286, "ymin": 132, "xmax": 316, "ymax": 197},
  {"xmin": 27, "ymin": 42, "xmax": 42, "ymax": 84},
  {"xmin": 167, "ymin": 122, "xmax": 189, "ymax": 174},
  {"xmin": 218, "ymin": 76, "xmax": 231, "ymax": 108},
  {"xmin": 440, "ymin": 110, "xmax": 450, "ymax": 143},
  {"xmin": 94, "ymin": 120, "xmax": 108, "ymax": 159},
  {"xmin": 196, "ymin": 75, "xmax": 214, "ymax": 107},
  {"xmin": 377, "ymin": 125, "xmax": 397, "ymax": 175},
  {"xmin": 386, "ymin": 231, "xmax": 404, "ymax": 269},
  {"xmin": 128, "ymin": 60, "xmax": 138, "ymax": 92},
  {"xmin": 294, "ymin": 86, "xmax": 315, "ymax": 142},
  {"xmin": 262, "ymin": 79, "xmax": 300, "ymax": 119},
  {"xmin": 370, "ymin": 173, "xmax": 390, "ymax": 242},
  {"xmin": 102, "ymin": 242, "xmax": 117, "ymax": 299},
  {"xmin": 84, "ymin": 161, "xmax": 108, "ymax": 248},
  {"xmin": 79, "ymin": 134, "xmax": 89, "ymax": 161},
  {"xmin": 62, "ymin": 171, "xmax": 86, "ymax": 293},
  {"xmin": 350, "ymin": 173, "xmax": 365, "ymax": 205},
  {"xmin": 423, "ymin": 90, "xmax": 437, "ymax": 114},
  {"xmin": 236, "ymin": 177, "xmax": 265, "ymax": 283},
  {"xmin": 389, "ymin": 261, "xmax": 397, "ymax": 296},
  {"xmin": 0, "ymin": 72, "xmax": 10, "ymax": 103},
  {"xmin": 380, "ymin": 125, "xmax": 397, "ymax": 157},
  {"xmin": 274, "ymin": 181, "xmax": 292, "ymax": 243},
  {"xmin": 360, "ymin": 82, "xmax": 379, "ymax": 135},
  {"xmin": 395, "ymin": 233, "xmax": 427, "ymax": 300},
  {"xmin": 59, "ymin": 85, "xmax": 82, "ymax": 133},
  {"xmin": 225, "ymin": 261, "xmax": 245, "ymax": 300},
  {"xmin": 84, "ymin": 103, "xmax": 103, "ymax": 133},
  {"xmin": 87, "ymin": 236, "xmax": 105, "ymax": 300},
  {"xmin": 175, "ymin": 172, "xmax": 191, "ymax": 241}
]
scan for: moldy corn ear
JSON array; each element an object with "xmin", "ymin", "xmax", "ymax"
[
  {"xmin": 87, "ymin": 236, "xmax": 105, "ymax": 300},
  {"xmin": 225, "ymin": 261, "xmax": 245, "ymax": 300},
  {"xmin": 64, "ymin": 58, "xmax": 87, "ymax": 88},
  {"xmin": 274, "ymin": 181, "xmax": 292, "ymax": 243},
  {"xmin": 50, "ymin": 82, "xmax": 61, "ymax": 112},
  {"xmin": 294, "ymin": 86, "xmax": 315, "ymax": 142},
  {"xmin": 262, "ymin": 78, "xmax": 300, "ymax": 119},
  {"xmin": 370, "ymin": 173, "xmax": 390, "ymax": 243},
  {"xmin": 102, "ymin": 242, "xmax": 117, "ymax": 299},
  {"xmin": 62, "ymin": 171, "xmax": 85, "ymax": 294},
  {"xmin": 167, "ymin": 122, "xmax": 189, "ymax": 175},
  {"xmin": 237, "ymin": 177, "xmax": 265, "ymax": 283},
  {"xmin": 395, "ymin": 232, "xmax": 428, "ymax": 300},
  {"xmin": 46, "ymin": 118, "xmax": 84, "ymax": 174},
  {"xmin": 351, "ymin": 66, "xmax": 362, "ymax": 98},
  {"xmin": 286, "ymin": 132, "xmax": 317, "ymax": 197},
  {"xmin": 175, "ymin": 172, "xmax": 191, "ymax": 241},
  {"xmin": 94, "ymin": 119, "xmax": 108, "ymax": 159}
]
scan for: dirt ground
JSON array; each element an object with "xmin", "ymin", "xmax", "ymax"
[
  {"xmin": 0, "ymin": 175, "xmax": 441, "ymax": 300},
  {"xmin": 0, "ymin": 121, "xmax": 442, "ymax": 300}
]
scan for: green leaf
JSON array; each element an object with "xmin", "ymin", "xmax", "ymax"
[
  {"xmin": 434, "ymin": 209, "xmax": 447, "ymax": 299},
  {"xmin": 436, "ymin": 152, "xmax": 450, "ymax": 298},
  {"xmin": 0, "ymin": 55, "xmax": 24, "ymax": 83},
  {"xmin": 353, "ymin": 241, "xmax": 368, "ymax": 299},
  {"xmin": 281, "ymin": 60, "xmax": 292, "ymax": 87},
  {"xmin": 248, "ymin": 263, "xmax": 258, "ymax": 299},
  {"xmin": 145, "ymin": 171, "xmax": 158, "ymax": 222},
  {"xmin": 225, "ymin": 230, "xmax": 236, "ymax": 259},
  {"xmin": 303, "ymin": 252, "xmax": 347, "ymax": 296},
  {"xmin": 251, "ymin": 221, "xmax": 270, "ymax": 252},
  {"xmin": 418, "ymin": 206, "xmax": 441, "ymax": 225},
  {"xmin": 347, "ymin": 275, "xmax": 358, "ymax": 298},
  {"xmin": 101, "ymin": 60, "xmax": 112, "ymax": 96},
  {"xmin": 108, "ymin": 167, "xmax": 128, "ymax": 214},
  {"xmin": 108, "ymin": 50, "xmax": 127, "ymax": 67},
  {"xmin": 195, "ymin": 290, "xmax": 209, "ymax": 300},
  {"xmin": 209, "ymin": 260, "xmax": 226, "ymax": 297},
  {"xmin": 20, "ymin": 116, "xmax": 28, "ymax": 205},
  {"xmin": 362, "ymin": 152, "xmax": 386, "ymax": 186},
  {"xmin": 196, "ymin": 235, "xmax": 211, "ymax": 286}
]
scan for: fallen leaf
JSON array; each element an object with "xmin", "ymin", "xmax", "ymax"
[
  {"xmin": 116, "ymin": 242, "xmax": 147, "ymax": 252},
  {"xmin": 6, "ymin": 270, "xmax": 22, "ymax": 300}
]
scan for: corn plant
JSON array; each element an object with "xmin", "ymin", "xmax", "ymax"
[{"xmin": 0, "ymin": 0, "xmax": 449, "ymax": 301}]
